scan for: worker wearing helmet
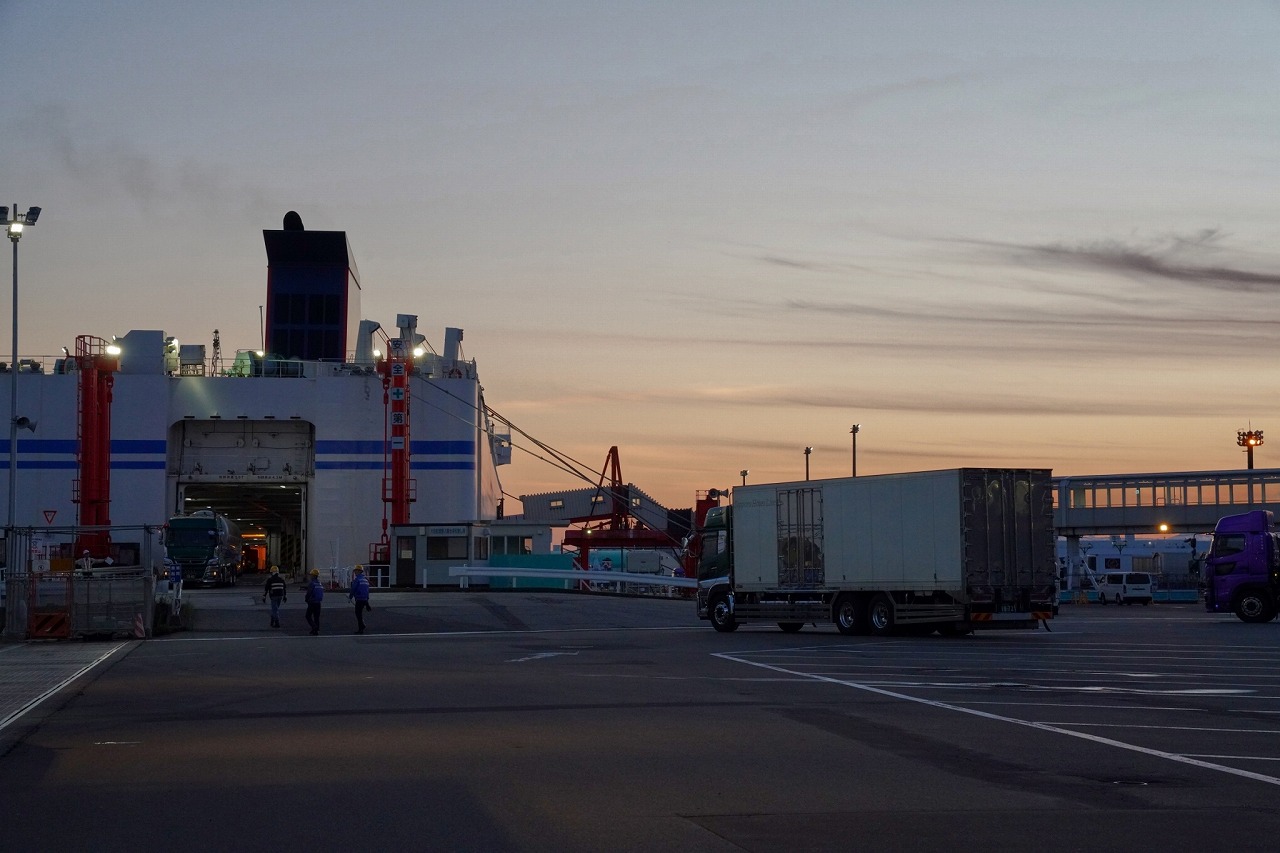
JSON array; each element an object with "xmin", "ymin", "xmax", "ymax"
[
  {"xmin": 263, "ymin": 565, "xmax": 287, "ymax": 628},
  {"xmin": 348, "ymin": 564, "xmax": 371, "ymax": 634},
  {"xmin": 303, "ymin": 568, "xmax": 325, "ymax": 635}
]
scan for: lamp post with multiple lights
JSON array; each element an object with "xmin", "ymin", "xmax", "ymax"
[
  {"xmin": 803, "ymin": 446, "xmax": 812, "ymax": 481},
  {"xmin": 4, "ymin": 204, "xmax": 40, "ymax": 533},
  {"xmin": 739, "ymin": 469, "xmax": 748, "ymax": 486},
  {"xmin": 850, "ymin": 424, "xmax": 860, "ymax": 477},
  {"xmin": 1238, "ymin": 429, "xmax": 1264, "ymax": 470}
]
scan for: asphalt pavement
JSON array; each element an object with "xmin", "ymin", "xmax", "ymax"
[{"xmin": 4, "ymin": 592, "xmax": 1280, "ymax": 852}]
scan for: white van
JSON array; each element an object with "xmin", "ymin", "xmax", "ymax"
[{"xmin": 1096, "ymin": 571, "xmax": 1154, "ymax": 606}]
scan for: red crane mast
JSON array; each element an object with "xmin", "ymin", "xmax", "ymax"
[
  {"xmin": 73, "ymin": 334, "xmax": 119, "ymax": 557},
  {"xmin": 562, "ymin": 447, "xmax": 673, "ymax": 577}
]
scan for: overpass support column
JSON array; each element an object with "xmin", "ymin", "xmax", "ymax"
[{"xmin": 1063, "ymin": 535, "xmax": 1083, "ymax": 591}]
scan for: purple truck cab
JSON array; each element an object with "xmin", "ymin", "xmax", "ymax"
[{"xmin": 1204, "ymin": 509, "xmax": 1280, "ymax": 623}]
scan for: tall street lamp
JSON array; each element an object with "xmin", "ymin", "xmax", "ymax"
[
  {"xmin": 5, "ymin": 204, "xmax": 40, "ymax": 532},
  {"xmin": 804, "ymin": 446, "xmax": 812, "ymax": 481},
  {"xmin": 850, "ymin": 424, "xmax": 860, "ymax": 477},
  {"xmin": 740, "ymin": 469, "xmax": 748, "ymax": 486},
  {"xmin": 1238, "ymin": 429, "xmax": 1264, "ymax": 470}
]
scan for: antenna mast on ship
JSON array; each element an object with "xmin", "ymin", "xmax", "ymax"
[{"xmin": 210, "ymin": 329, "xmax": 222, "ymax": 376}]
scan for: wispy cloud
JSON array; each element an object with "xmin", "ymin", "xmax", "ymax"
[
  {"xmin": 972, "ymin": 231, "xmax": 1280, "ymax": 293},
  {"xmin": 494, "ymin": 383, "xmax": 1193, "ymax": 419}
]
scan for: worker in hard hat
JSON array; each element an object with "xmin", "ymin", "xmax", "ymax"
[
  {"xmin": 263, "ymin": 565, "xmax": 287, "ymax": 628},
  {"xmin": 303, "ymin": 568, "xmax": 325, "ymax": 635},
  {"xmin": 348, "ymin": 564, "xmax": 371, "ymax": 634}
]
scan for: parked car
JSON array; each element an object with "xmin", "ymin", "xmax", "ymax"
[{"xmin": 1097, "ymin": 571, "xmax": 1154, "ymax": 605}]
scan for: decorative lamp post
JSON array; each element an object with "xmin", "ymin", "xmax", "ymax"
[
  {"xmin": 850, "ymin": 424, "xmax": 860, "ymax": 477},
  {"xmin": 804, "ymin": 446, "xmax": 813, "ymax": 481},
  {"xmin": 1238, "ymin": 429, "xmax": 1264, "ymax": 470},
  {"xmin": 4, "ymin": 204, "xmax": 40, "ymax": 532}
]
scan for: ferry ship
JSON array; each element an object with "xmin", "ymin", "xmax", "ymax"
[{"xmin": 0, "ymin": 212, "xmax": 530, "ymax": 586}]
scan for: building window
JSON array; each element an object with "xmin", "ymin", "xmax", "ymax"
[
  {"xmin": 550, "ymin": 499, "xmax": 564, "ymax": 510},
  {"xmin": 426, "ymin": 536, "xmax": 468, "ymax": 559},
  {"xmin": 493, "ymin": 535, "xmax": 535, "ymax": 556}
]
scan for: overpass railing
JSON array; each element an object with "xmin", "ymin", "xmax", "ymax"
[{"xmin": 1054, "ymin": 468, "xmax": 1280, "ymax": 534}]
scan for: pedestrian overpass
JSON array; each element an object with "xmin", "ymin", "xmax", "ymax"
[
  {"xmin": 1054, "ymin": 468, "xmax": 1280, "ymax": 536},
  {"xmin": 1053, "ymin": 468, "xmax": 1280, "ymax": 599}
]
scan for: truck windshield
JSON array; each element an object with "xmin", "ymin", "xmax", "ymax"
[
  {"xmin": 167, "ymin": 527, "xmax": 216, "ymax": 548},
  {"xmin": 698, "ymin": 530, "xmax": 728, "ymax": 581},
  {"xmin": 1210, "ymin": 533, "xmax": 1246, "ymax": 558}
]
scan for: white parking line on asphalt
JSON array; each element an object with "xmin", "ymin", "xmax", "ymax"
[
  {"xmin": 715, "ymin": 651, "xmax": 1280, "ymax": 788},
  {"xmin": 1051, "ymin": 722, "xmax": 1280, "ymax": 735},
  {"xmin": 154, "ymin": 625, "xmax": 702, "ymax": 642},
  {"xmin": 0, "ymin": 643, "xmax": 127, "ymax": 733}
]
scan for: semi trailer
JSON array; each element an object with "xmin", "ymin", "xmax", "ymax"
[{"xmin": 695, "ymin": 468, "xmax": 1057, "ymax": 635}]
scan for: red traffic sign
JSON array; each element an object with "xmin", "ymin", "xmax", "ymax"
[{"xmin": 43, "ymin": 510, "xmax": 56, "ymax": 523}]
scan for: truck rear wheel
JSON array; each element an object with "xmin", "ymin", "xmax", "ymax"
[
  {"xmin": 709, "ymin": 593, "xmax": 738, "ymax": 633},
  {"xmin": 868, "ymin": 594, "xmax": 895, "ymax": 636},
  {"xmin": 834, "ymin": 594, "xmax": 868, "ymax": 636},
  {"xmin": 1234, "ymin": 590, "xmax": 1276, "ymax": 624}
]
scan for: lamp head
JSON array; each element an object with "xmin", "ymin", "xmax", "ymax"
[{"xmin": 24, "ymin": 206, "xmax": 40, "ymax": 225}]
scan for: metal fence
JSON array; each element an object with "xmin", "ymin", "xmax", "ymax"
[{"xmin": 3, "ymin": 525, "xmax": 162, "ymax": 640}]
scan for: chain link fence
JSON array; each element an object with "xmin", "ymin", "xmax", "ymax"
[{"xmin": 2, "ymin": 525, "xmax": 163, "ymax": 640}]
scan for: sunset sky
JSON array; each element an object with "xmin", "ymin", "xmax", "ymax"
[{"xmin": 5, "ymin": 2, "xmax": 1280, "ymax": 510}]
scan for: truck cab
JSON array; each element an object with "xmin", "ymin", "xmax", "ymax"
[
  {"xmin": 695, "ymin": 506, "xmax": 736, "ymax": 630},
  {"xmin": 1204, "ymin": 510, "xmax": 1280, "ymax": 623}
]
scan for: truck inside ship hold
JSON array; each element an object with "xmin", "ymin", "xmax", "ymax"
[
  {"xmin": 695, "ymin": 468, "xmax": 1058, "ymax": 635},
  {"xmin": 163, "ymin": 510, "xmax": 244, "ymax": 587},
  {"xmin": 1203, "ymin": 509, "xmax": 1280, "ymax": 623}
]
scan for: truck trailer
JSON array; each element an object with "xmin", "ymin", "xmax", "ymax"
[{"xmin": 695, "ymin": 468, "xmax": 1057, "ymax": 635}]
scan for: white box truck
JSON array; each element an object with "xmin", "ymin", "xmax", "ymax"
[{"xmin": 695, "ymin": 468, "xmax": 1057, "ymax": 635}]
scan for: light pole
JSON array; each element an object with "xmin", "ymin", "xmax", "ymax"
[
  {"xmin": 850, "ymin": 424, "xmax": 860, "ymax": 477},
  {"xmin": 1238, "ymin": 429, "xmax": 1264, "ymax": 470},
  {"xmin": 804, "ymin": 447, "xmax": 812, "ymax": 481},
  {"xmin": 740, "ymin": 469, "xmax": 748, "ymax": 486},
  {"xmin": 5, "ymin": 205, "xmax": 40, "ymax": 533}
]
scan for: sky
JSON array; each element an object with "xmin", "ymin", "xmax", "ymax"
[{"xmin": 4, "ymin": 2, "xmax": 1280, "ymax": 511}]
